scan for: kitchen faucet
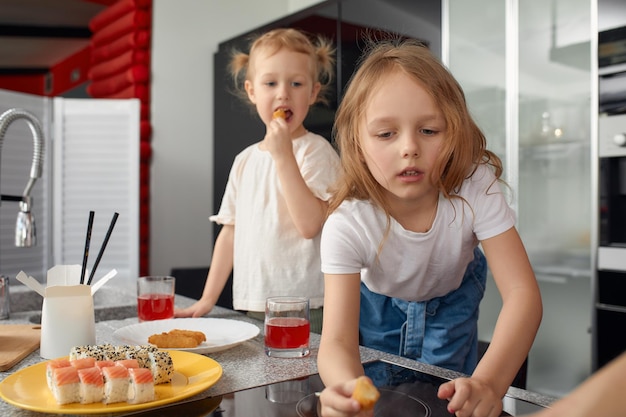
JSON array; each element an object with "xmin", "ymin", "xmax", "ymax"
[{"xmin": 0, "ymin": 108, "xmax": 45, "ymax": 247}]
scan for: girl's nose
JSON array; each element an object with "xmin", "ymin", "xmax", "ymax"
[
  {"xmin": 402, "ymin": 135, "xmax": 420, "ymax": 158},
  {"xmin": 276, "ymin": 83, "xmax": 289, "ymax": 100}
]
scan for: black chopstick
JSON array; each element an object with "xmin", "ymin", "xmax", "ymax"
[
  {"xmin": 86, "ymin": 212, "xmax": 119, "ymax": 286},
  {"xmin": 80, "ymin": 211, "xmax": 95, "ymax": 285}
]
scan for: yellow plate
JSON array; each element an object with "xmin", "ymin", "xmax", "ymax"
[{"xmin": 0, "ymin": 350, "xmax": 222, "ymax": 415}]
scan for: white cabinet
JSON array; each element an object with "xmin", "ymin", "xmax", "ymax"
[{"xmin": 447, "ymin": 0, "xmax": 593, "ymax": 397}]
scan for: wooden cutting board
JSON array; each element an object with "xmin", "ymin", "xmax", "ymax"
[{"xmin": 0, "ymin": 324, "xmax": 41, "ymax": 371}]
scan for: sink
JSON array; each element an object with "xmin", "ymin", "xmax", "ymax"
[
  {"xmin": 9, "ymin": 288, "xmax": 43, "ymax": 313},
  {"xmin": 28, "ymin": 305, "xmax": 138, "ymax": 324}
]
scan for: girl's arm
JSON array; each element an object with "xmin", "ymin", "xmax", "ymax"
[
  {"xmin": 318, "ymin": 272, "xmax": 370, "ymax": 415},
  {"xmin": 174, "ymin": 224, "xmax": 235, "ymax": 318},
  {"xmin": 265, "ymin": 119, "xmax": 328, "ymax": 239},
  {"xmin": 274, "ymin": 152, "xmax": 328, "ymax": 239},
  {"xmin": 439, "ymin": 227, "xmax": 542, "ymax": 416}
]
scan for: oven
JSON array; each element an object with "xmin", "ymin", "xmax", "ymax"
[
  {"xmin": 599, "ymin": 26, "xmax": 626, "ymax": 115},
  {"xmin": 596, "ymin": 112, "xmax": 626, "ymax": 369},
  {"xmin": 192, "ymin": 360, "xmax": 545, "ymax": 417}
]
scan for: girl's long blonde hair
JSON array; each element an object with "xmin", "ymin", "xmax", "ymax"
[
  {"xmin": 329, "ymin": 38, "xmax": 503, "ymax": 218},
  {"xmin": 229, "ymin": 28, "xmax": 335, "ymax": 107}
]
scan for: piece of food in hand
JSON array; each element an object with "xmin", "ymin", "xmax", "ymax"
[
  {"xmin": 351, "ymin": 376, "xmax": 380, "ymax": 410},
  {"xmin": 272, "ymin": 108, "xmax": 287, "ymax": 119},
  {"xmin": 148, "ymin": 329, "xmax": 206, "ymax": 348}
]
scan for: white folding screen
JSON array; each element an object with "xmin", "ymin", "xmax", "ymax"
[{"xmin": 53, "ymin": 98, "xmax": 139, "ymax": 283}]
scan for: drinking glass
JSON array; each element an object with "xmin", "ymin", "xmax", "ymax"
[
  {"xmin": 264, "ymin": 296, "xmax": 310, "ymax": 358},
  {"xmin": 137, "ymin": 276, "xmax": 175, "ymax": 321}
]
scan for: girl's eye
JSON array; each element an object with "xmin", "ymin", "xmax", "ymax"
[
  {"xmin": 291, "ymin": 81, "xmax": 303, "ymax": 87},
  {"xmin": 376, "ymin": 131, "xmax": 394, "ymax": 139},
  {"xmin": 265, "ymin": 81, "xmax": 276, "ymax": 87},
  {"xmin": 421, "ymin": 128, "xmax": 437, "ymax": 136}
]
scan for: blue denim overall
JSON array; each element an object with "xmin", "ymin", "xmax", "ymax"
[{"xmin": 359, "ymin": 247, "xmax": 487, "ymax": 375}]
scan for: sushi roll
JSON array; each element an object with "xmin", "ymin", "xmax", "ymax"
[
  {"xmin": 102, "ymin": 365, "xmax": 130, "ymax": 404},
  {"xmin": 112, "ymin": 345, "xmax": 135, "ymax": 361},
  {"xmin": 46, "ymin": 358, "xmax": 71, "ymax": 390},
  {"xmin": 128, "ymin": 346, "xmax": 151, "ymax": 368},
  {"xmin": 70, "ymin": 357, "xmax": 96, "ymax": 370},
  {"xmin": 95, "ymin": 360, "xmax": 116, "ymax": 370},
  {"xmin": 97, "ymin": 343, "xmax": 118, "ymax": 361},
  {"xmin": 115, "ymin": 359, "xmax": 140, "ymax": 369},
  {"xmin": 127, "ymin": 368, "xmax": 155, "ymax": 404},
  {"xmin": 148, "ymin": 350, "xmax": 173, "ymax": 385},
  {"xmin": 69, "ymin": 345, "xmax": 91, "ymax": 360},
  {"xmin": 50, "ymin": 366, "xmax": 80, "ymax": 405},
  {"xmin": 77, "ymin": 367, "xmax": 104, "ymax": 404}
]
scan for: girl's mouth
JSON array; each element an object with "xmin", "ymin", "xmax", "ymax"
[
  {"xmin": 400, "ymin": 170, "xmax": 421, "ymax": 177},
  {"xmin": 273, "ymin": 109, "xmax": 293, "ymax": 121}
]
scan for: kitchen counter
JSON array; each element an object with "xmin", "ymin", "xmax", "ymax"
[{"xmin": 0, "ymin": 284, "xmax": 556, "ymax": 416}]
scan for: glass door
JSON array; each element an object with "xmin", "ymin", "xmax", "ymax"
[{"xmin": 447, "ymin": 0, "xmax": 593, "ymax": 397}]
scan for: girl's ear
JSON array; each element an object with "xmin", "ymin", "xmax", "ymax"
[
  {"xmin": 244, "ymin": 80, "xmax": 256, "ymax": 103},
  {"xmin": 309, "ymin": 81, "xmax": 321, "ymax": 105}
]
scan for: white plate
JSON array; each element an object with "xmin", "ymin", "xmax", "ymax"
[{"xmin": 113, "ymin": 318, "xmax": 260, "ymax": 354}]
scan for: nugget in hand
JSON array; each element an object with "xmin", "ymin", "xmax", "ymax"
[{"xmin": 351, "ymin": 376, "xmax": 380, "ymax": 410}]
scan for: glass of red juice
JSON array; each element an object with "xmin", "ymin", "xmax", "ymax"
[
  {"xmin": 264, "ymin": 296, "xmax": 310, "ymax": 358},
  {"xmin": 137, "ymin": 276, "xmax": 175, "ymax": 321}
]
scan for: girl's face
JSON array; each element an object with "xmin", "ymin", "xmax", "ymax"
[
  {"xmin": 359, "ymin": 70, "xmax": 445, "ymax": 208},
  {"xmin": 245, "ymin": 47, "xmax": 321, "ymax": 138}
]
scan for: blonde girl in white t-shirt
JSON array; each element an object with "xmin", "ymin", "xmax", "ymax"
[
  {"xmin": 317, "ymin": 38, "xmax": 542, "ymax": 417},
  {"xmin": 175, "ymin": 28, "xmax": 340, "ymax": 333}
]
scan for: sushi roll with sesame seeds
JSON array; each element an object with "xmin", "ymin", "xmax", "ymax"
[
  {"xmin": 112, "ymin": 345, "xmax": 135, "ymax": 361},
  {"xmin": 148, "ymin": 351, "xmax": 173, "ymax": 385},
  {"xmin": 126, "ymin": 346, "xmax": 151, "ymax": 369},
  {"xmin": 50, "ymin": 366, "xmax": 80, "ymax": 405},
  {"xmin": 77, "ymin": 367, "xmax": 104, "ymax": 404},
  {"xmin": 69, "ymin": 345, "xmax": 91, "ymax": 361},
  {"xmin": 102, "ymin": 365, "xmax": 130, "ymax": 404},
  {"xmin": 127, "ymin": 368, "xmax": 155, "ymax": 404}
]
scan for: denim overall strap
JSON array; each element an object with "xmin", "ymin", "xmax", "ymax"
[{"xmin": 359, "ymin": 247, "xmax": 487, "ymax": 375}]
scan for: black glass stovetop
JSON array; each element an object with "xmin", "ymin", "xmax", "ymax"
[{"xmin": 194, "ymin": 360, "xmax": 547, "ymax": 417}]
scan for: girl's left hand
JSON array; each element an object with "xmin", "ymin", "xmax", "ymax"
[
  {"xmin": 264, "ymin": 116, "xmax": 293, "ymax": 162},
  {"xmin": 437, "ymin": 377, "xmax": 502, "ymax": 417}
]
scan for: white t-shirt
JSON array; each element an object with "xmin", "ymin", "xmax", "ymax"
[
  {"xmin": 320, "ymin": 164, "xmax": 515, "ymax": 301},
  {"xmin": 211, "ymin": 131, "xmax": 340, "ymax": 311}
]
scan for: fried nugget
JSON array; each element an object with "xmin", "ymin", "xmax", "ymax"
[
  {"xmin": 351, "ymin": 376, "xmax": 380, "ymax": 410},
  {"xmin": 148, "ymin": 331, "xmax": 202, "ymax": 349},
  {"xmin": 168, "ymin": 329, "xmax": 206, "ymax": 344},
  {"xmin": 272, "ymin": 109, "xmax": 286, "ymax": 119}
]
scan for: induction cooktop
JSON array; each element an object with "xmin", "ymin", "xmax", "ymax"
[{"xmin": 201, "ymin": 360, "xmax": 547, "ymax": 417}]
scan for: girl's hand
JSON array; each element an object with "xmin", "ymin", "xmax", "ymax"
[
  {"xmin": 174, "ymin": 299, "xmax": 213, "ymax": 318},
  {"xmin": 264, "ymin": 116, "xmax": 293, "ymax": 162},
  {"xmin": 437, "ymin": 377, "xmax": 502, "ymax": 417},
  {"xmin": 318, "ymin": 379, "xmax": 374, "ymax": 417}
]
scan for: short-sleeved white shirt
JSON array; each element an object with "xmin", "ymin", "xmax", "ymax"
[
  {"xmin": 320, "ymin": 164, "xmax": 515, "ymax": 301},
  {"xmin": 211, "ymin": 131, "xmax": 340, "ymax": 311}
]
